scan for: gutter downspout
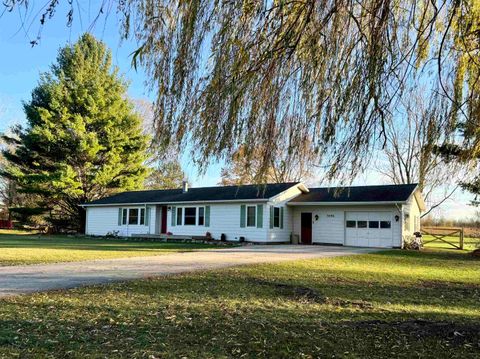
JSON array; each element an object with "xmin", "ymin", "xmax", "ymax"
[{"xmin": 394, "ymin": 203, "xmax": 404, "ymax": 248}]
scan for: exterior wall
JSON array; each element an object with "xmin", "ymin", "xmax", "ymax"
[
  {"xmin": 291, "ymin": 204, "xmax": 403, "ymax": 247},
  {"xmin": 402, "ymin": 194, "xmax": 422, "ymax": 236},
  {"xmin": 85, "ymin": 205, "xmax": 157, "ymax": 236},
  {"xmin": 166, "ymin": 202, "xmax": 269, "ymax": 242},
  {"xmin": 267, "ymin": 185, "xmax": 304, "ymax": 242},
  {"xmin": 86, "ymin": 198, "xmax": 300, "ymax": 243},
  {"xmin": 84, "ymin": 182, "xmax": 417, "ymax": 248}
]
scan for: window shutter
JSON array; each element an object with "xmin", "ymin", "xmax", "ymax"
[
  {"xmin": 240, "ymin": 205, "xmax": 246, "ymax": 228},
  {"xmin": 118, "ymin": 208, "xmax": 122, "ymax": 225},
  {"xmin": 256, "ymin": 204, "xmax": 263, "ymax": 228},
  {"xmin": 145, "ymin": 206, "xmax": 150, "ymax": 226},
  {"xmin": 205, "ymin": 206, "xmax": 210, "ymax": 227},
  {"xmin": 280, "ymin": 207, "xmax": 284, "ymax": 229},
  {"xmin": 171, "ymin": 206, "xmax": 176, "ymax": 226},
  {"xmin": 269, "ymin": 206, "xmax": 274, "ymax": 229}
]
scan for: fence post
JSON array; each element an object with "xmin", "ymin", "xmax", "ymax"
[{"xmin": 460, "ymin": 228, "xmax": 464, "ymax": 250}]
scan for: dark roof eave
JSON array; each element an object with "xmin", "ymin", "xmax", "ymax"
[
  {"xmin": 287, "ymin": 200, "xmax": 407, "ymax": 206},
  {"xmin": 81, "ymin": 198, "xmax": 270, "ymax": 207}
]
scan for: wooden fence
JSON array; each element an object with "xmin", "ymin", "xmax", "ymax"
[{"xmin": 421, "ymin": 226, "xmax": 464, "ymax": 250}]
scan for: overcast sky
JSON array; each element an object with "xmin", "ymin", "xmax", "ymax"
[{"xmin": 0, "ymin": 1, "xmax": 476, "ymax": 220}]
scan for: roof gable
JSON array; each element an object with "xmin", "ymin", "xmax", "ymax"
[
  {"xmin": 83, "ymin": 182, "xmax": 300, "ymax": 206},
  {"xmin": 289, "ymin": 184, "xmax": 418, "ymax": 204}
]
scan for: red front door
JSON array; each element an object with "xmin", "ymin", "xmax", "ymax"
[
  {"xmin": 301, "ymin": 212, "xmax": 312, "ymax": 244},
  {"xmin": 161, "ymin": 206, "xmax": 168, "ymax": 234}
]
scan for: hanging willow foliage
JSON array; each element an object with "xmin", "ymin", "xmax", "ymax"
[{"xmin": 4, "ymin": 0, "xmax": 480, "ymax": 181}]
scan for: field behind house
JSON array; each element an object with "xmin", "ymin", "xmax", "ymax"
[{"xmin": 0, "ymin": 247, "xmax": 478, "ymax": 358}]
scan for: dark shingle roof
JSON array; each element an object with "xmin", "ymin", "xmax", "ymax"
[
  {"xmin": 289, "ymin": 184, "xmax": 418, "ymax": 203},
  {"xmin": 84, "ymin": 182, "xmax": 299, "ymax": 206}
]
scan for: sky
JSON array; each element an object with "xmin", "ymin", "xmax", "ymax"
[{"xmin": 0, "ymin": 1, "xmax": 477, "ymax": 221}]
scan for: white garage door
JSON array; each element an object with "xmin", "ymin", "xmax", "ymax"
[{"xmin": 345, "ymin": 211, "xmax": 393, "ymax": 248}]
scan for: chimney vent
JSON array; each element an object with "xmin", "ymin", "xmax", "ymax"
[{"xmin": 182, "ymin": 180, "xmax": 189, "ymax": 193}]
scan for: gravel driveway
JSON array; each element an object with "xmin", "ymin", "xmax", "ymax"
[{"xmin": 0, "ymin": 245, "xmax": 375, "ymax": 297}]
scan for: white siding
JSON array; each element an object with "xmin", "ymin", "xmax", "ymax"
[
  {"xmin": 291, "ymin": 205, "xmax": 403, "ymax": 247},
  {"xmin": 85, "ymin": 202, "xmax": 272, "ymax": 242},
  {"xmin": 85, "ymin": 205, "xmax": 157, "ymax": 236},
  {"xmin": 267, "ymin": 185, "xmax": 304, "ymax": 242},
  {"xmin": 166, "ymin": 203, "xmax": 269, "ymax": 242},
  {"xmin": 402, "ymin": 194, "xmax": 422, "ymax": 236}
]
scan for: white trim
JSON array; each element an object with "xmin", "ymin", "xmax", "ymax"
[
  {"xmin": 268, "ymin": 183, "xmax": 309, "ymax": 203},
  {"xmin": 246, "ymin": 205, "xmax": 257, "ymax": 227},
  {"xmin": 183, "ymin": 206, "xmax": 197, "ymax": 226},
  {"xmin": 288, "ymin": 201, "xmax": 407, "ymax": 206},
  {"xmin": 175, "ymin": 205, "xmax": 206, "ymax": 227},
  {"xmin": 81, "ymin": 198, "xmax": 269, "ymax": 207},
  {"xmin": 121, "ymin": 207, "xmax": 145, "ymax": 226}
]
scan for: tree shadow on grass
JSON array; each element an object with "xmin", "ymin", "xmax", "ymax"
[
  {"xmin": 367, "ymin": 248, "xmax": 479, "ymax": 263},
  {"xmin": 0, "ymin": 235, "xmax": 214, "ymax": 252},
  {"xmin": 1, "ymin": 284, "xmax": 479, "ymax": 358}
]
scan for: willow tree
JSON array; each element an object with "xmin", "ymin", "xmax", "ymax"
[{"xmin": 3, "ymin": 0, "xmax": 480, "ymax": 182}]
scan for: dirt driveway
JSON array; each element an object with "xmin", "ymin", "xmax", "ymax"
[{"xmin": 0, "ymin": 245, "xmax": 375, "ymax": 297}]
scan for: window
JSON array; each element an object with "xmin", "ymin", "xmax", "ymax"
[
  {"xmin": 198, "ymin": 207, "xmax": 205, "ymax": 226},
  {"xmin": 177, "ymin": 207, "xmax": 183, "ymax": 225},
  {"xmin": 273, "ymin": 207, "xmax": 280, "ymax": 228},
  {"xmin": 184, "ymin": 207, "xmax": 197, "ymax": 225},
  {"xmin": 128, "ymin": 208, "xmax": 139, "ymax": 225},
  {"xmin": 246, "ymin": 206, "xmax": 256, "ymax": 227},
  {"xmin": 122, "ymin": 208, "xmax": 128, "ymax": 225},
  {"xmin": 369, "ymin": 221, "xmax": 379, "ymax": 228},
  {"xmin": 139, "ymin": 208, "xmax": 145, "ymax": 225},
  {"xmin": 357, "ymin": 221, "xmax": 367, "ymax": 228},
  {"xmin": 380, "ymin": 221, "xmax": 391, "ymax": 229},
  {"xmin": 346, "ymin": 220, "xmax": 356, "ymax": 228}
]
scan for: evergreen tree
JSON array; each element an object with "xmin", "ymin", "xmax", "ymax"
[{"xmin": 1, "ymin": 33, "xmax": 149, "ymax": 232}]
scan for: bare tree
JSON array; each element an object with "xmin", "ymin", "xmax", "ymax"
[
  {"xmin": 132, "ymin": 98, "xmax": 188, "ymax": 189},
  {"xmin": 379, "ymin": 88, "xmax": 461, "ymax": 213},
  {"xmin": 220, "ymin": 127, "xmax": 316, "ymax": 185}
]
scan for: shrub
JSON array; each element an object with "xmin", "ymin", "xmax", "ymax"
[
  {"xmin": 105, "ymin": 230, "xmax": 120, "ymax": 238},
  {"xmin": 403, "ymin": 235, "xmax": 423, "ymax": 250}
]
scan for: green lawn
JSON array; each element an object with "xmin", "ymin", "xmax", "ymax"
[
  {"xmin": 0, "ymin": 230, "xmax": 218, "ymax": 266},
  {"xmin": 0, "ymin": 248, "xmax": 478, "ymax": 358},
  {"xmin": 423, "ymin": 234, "xmax": 480, "ymax": 251}
]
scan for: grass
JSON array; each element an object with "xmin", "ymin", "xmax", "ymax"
[
  {"xmin": 0, "ymin": 248, "xmax": 478, "ymax": 358},
  {"xmin": 0, "ymin": 230, "xmax": 218, "ymax": 266},
  {"xmin": 423, "ymin": 234, "xmax": 480, "ymax": 251}
]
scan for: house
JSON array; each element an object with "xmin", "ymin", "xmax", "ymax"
[{"xmin": 82, "ymin": 182, "xmax": 425, "ymax": 248}]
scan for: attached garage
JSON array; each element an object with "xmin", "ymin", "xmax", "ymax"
[
  {"xmin": 289, "ymin": 184, "xmax": 426, "ymax": 249},
  {"xmin": 345, "ymin": 211, "xmax": 393, "ymax": 248}
]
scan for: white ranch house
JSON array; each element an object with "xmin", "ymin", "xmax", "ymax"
[{"xmin": 82, "ymin": 182, "xmax": 425, "ymax": 248}]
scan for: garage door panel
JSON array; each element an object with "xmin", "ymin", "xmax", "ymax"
[{"xmin": 345, "ymin": 211, "xmax": 393, "ymax": 248}]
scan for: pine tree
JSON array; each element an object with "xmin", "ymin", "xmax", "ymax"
[{"xmin": 1, "ymin": 33, "xmax": 149, "ymax": 232}]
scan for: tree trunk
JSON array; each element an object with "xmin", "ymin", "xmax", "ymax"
[{"xmin": 78, "ymin": 206, "xmax": 86, "ymax": 234}]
